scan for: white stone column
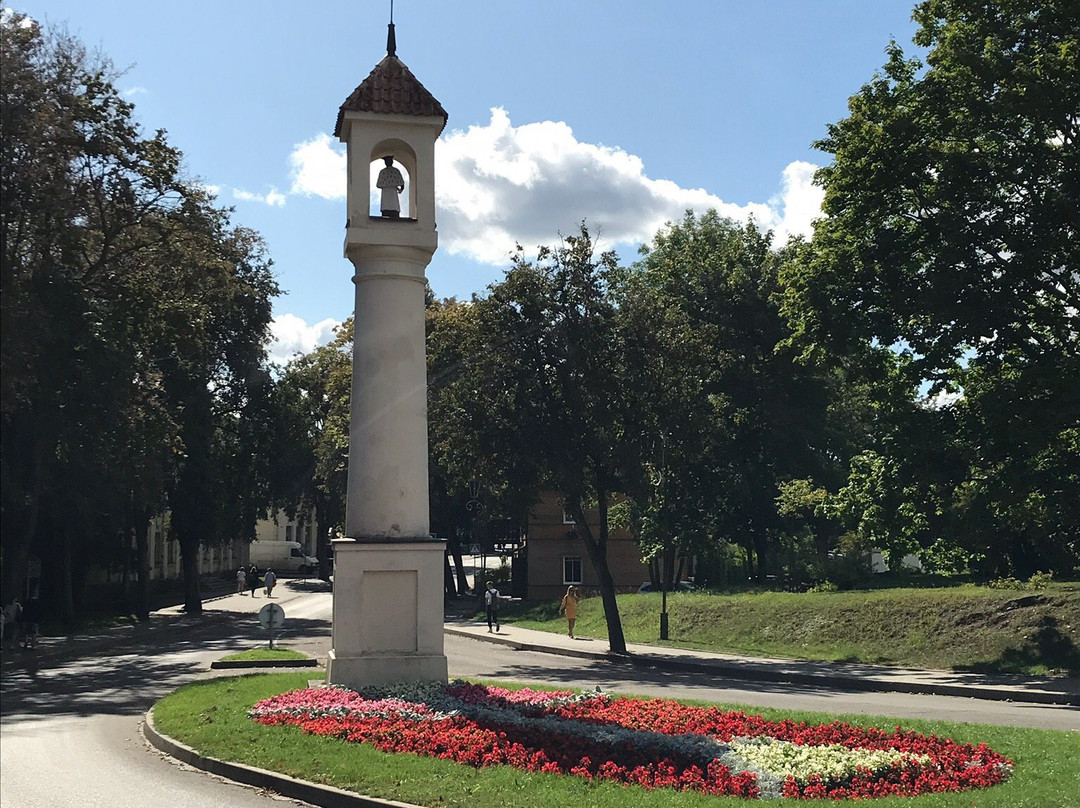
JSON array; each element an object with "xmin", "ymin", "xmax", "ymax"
[
  {"xmin": 326, "ymin": 240, "xmax": 448, "ymax": 688},
  {"xmin": 344, "ymin": 244, "xmax": 431, "ymax": 540}
]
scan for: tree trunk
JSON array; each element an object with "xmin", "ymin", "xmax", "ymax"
[
  {"xmin": 573, "ymin": 487, "xmax": 626, "ymax": 654},
  {"xmin": 313, "ymin": 494, "xmax": 334, "ymax": 582},
  {"xmin": 647, "ymin": 557, "xmax": 660, "ymax": 587},
  {"xmin": 753, "ymin": 530, "xmax": 770, "ymax": 578},
  {"xmin": 57, "ymin": 520, "xmax": 76, "ymax": 625},
  {"xmin": 133, "ymin": 514, "xmax": 150, "ymax": 621},
  {"xmin": 179, "ymin": 538, "xmax": 203, "ymax": 614},
  {"xmin": 120, "ymin": 530, "xmax": 131, "ymax": 611},
  {"xmin": 0, "ymin": 424, "xmax": 46, "ymax": 604},
  {"xmin": 443, "ymin": 551, "xmax": 457, "ymax": 598},
  {"xmin": 1, "ymin": 503, "xmax": 36, "ymax": 608},
  {"xmin": 447, "ymin": 534, "xmax": 471, "ymax": 594},
  {"xmin": 743, "ymin": 540, "xmax": 756, "ymax": 580}
]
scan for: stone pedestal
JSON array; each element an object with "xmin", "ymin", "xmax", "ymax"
[{"xmin": 326, "ymin": 539, "xmax": 448, "ymax": 687}]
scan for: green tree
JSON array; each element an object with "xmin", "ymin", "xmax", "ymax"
[
  {"xmin": 784, "ymin": 0, "xmax": 1079, "ymax": 575},
  {"xmin": 1, "ymin": 14, "xmax": 279, "ymax": 615},
  {"xmin": 949, "ymin": 350, "xmax": 1080, "ymax": 576},
  {"xmin": 1, "ymin": 14, "xmax": 186, "ymax": 609},
  {"xmin": 430, "ymin": 227, "xmax": 631, "ymax": 652},
  {"xmin": 427, "ymin": 296, "xmax": 499, "ymax": 596},
  {"xmin": 621, "ymin": 213, "xmax": 852, "ymax": 581},
  {"xmin": 273, "ymin": 321, "xmax": 353, "ymax": 580},
  {"xmin": 155, "ymin": 197, "xmax": 278, "ymax": 614},
  {"xmin": 791, "ymin": 0, "xmax": 1078, "ymax": 376}
]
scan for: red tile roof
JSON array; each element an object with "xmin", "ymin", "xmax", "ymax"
[{"xmin": 335, "ymin": 55, "xmax": 448, "ymax": 138}]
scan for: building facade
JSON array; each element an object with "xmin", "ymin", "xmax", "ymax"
[{"xmin": 523, "ymin": 492, "xmax": 653, "ymax": 602}]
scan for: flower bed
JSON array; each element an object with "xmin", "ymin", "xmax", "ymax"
[{"xmin": 250, "ymin": 681, "xmax": 1012, "ymax": 800}]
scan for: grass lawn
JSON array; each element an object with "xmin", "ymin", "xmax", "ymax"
[
  {"xmin": 217, "ymin": 648, "xmax": 309, "ymax": 663},
  {"xmin": 500, "ymin": 583, "xmax": 1080, "ymax": 676},
  {"xmin": 152, "ymin": 673, "xmax": 1080, "ymax": 808}
]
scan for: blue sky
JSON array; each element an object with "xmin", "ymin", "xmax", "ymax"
[{"xmin": 12, "ymin": 1, "xmax": 921, "ymax": 364}]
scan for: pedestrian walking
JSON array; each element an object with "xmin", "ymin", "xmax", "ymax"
[
  {"xmin": 248, "ymin": 564, "xmax": 260, "ymax": 597},
  {"xmin": 484, "ymin": 581, "xmax": 501, "ymax": 633},
  {"xmin": 21, "ymin": 592, "xmax": 41, "ymax": 649},
  {"xmin": 3, "ymin": 599, "xmax": 22, "ymax": 649},
  {"xmin": 264, "ymin": 568, "xmax": 277, "ymax": 598},
  {"xmin": 236, "ymin": 566, "xmax": 247, "ymax": 595},
  {"xmin": 559, "ymin": 585, "xmax": 579, "ymax": 638}
]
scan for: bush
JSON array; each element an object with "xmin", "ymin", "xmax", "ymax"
[
  {"xmin": 986, "ymin": 571, "xmax": 1054, "ymax": 591},
  {"xmin": 1026, "ymin": 571, "xmax": 1054, "ymax": 590}
]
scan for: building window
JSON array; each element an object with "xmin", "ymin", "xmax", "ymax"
[
  {"xmin": 562, "ymin": 556, "xmax": 582, "ymax": 585},
  {"xmin": 286, "ymin": 524, "xmax": 294, "ymax": 542}
]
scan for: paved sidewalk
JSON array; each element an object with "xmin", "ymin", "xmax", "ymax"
[{"xmin": 444, "ymin": 619, "xmax": 1080, "ymax": 707}]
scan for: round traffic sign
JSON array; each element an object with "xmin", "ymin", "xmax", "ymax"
[{"xmin": 258, "ymin": 602, "xmax": 285, "ymax": 630}]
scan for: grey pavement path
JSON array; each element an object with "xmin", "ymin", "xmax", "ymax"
[
  {"xmin": 444, "ymin": 617, "xmax": 1080, "ymax": 707},
  {"xmin": 0, "ymin": 574, "xmax": 327, "ymax": 666}
]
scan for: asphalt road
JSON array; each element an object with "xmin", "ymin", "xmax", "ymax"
[{"xmin": 1, "ymin": 582, "xmax": 1076, "ymax": 807}]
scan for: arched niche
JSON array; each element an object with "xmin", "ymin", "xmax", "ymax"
[{"xmin": 369, "ymin": 139, "xmax": 417, "ymax": 220}]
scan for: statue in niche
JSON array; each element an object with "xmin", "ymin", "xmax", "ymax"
[{"xmin": 376, "ymin": 156, "xmax": 405, "ymax": 218}]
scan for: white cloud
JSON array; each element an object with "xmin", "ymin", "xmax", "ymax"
[
  {"xmin": 283, "ymin": 107, "xmax": 824, "ymax": 264},
  {"xmin": 436, "ymin": 108, "xmax": 760, "ymax": 263},
  {"xmin": 232, "ymin": 186, "xmax": 286, "ymax": 207},
  {"xmin": 769, "ymin": 161, "xmax": 825, "ymax": 243},
  {"xmin": 289, "ymin": 133, "xmax": 346, "ymax": 200},
  {"xmin": 268, "ymin": 314, "xmax": 341, "ymax": 365},
  {"xmin": 920, "ymin": 387, "xmax": 964, "ymax": 410},
  {"xmin": 436, "ymin": 108, "xmax": 823, "ymax": 263},
  {"xmin": 123, "ymin": 86, "xmax": 148, "ymax": 98}
]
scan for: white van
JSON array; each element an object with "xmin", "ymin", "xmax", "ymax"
[{"xmin": 248, "ymin": 540, "xmax": 319, "ymax": 574}]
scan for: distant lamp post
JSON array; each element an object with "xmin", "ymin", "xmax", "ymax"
[
  {"xmin": 660, "ymin": 576, "xmax": 670, "ymax": 640},
  {"xmin": 652, "ymin": 446, "xmax": 670, "ymax": 641},
  {"xmin": 467, "ymin": 479, "xmax": 486, "ymax": 590}
]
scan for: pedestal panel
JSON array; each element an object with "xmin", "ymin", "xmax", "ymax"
[{"xmin": 327, "ymin": 539, "xmax": 447, "ymax": 689}]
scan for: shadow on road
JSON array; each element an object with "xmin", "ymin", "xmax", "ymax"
[
  {"xmin": 461, "ymin": 653, "xmax": 862, "ymax": 700},
  {"xmin": 0, "ymin": 609, "xmax": 331, "ymax": 726},
  {"xmin": 282, "ymin": 578, "xmax": 332, "ymax": 594}
]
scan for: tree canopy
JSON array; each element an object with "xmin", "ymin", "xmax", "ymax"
[
  {"xmin": 1, "ymin": 14, "xmax": 279, "ymax": 616},
  {"xmin": 786, "ymin": 0, "xmax": 1078, "ymax": 378}
]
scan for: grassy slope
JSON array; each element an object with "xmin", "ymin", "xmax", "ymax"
[
  {"xmin": 506, "ymin": 584, "xmax": 1080, "ymax": 675},
  {"xmin": 153, "ymin": 673, "xmax": 1080, "ymax": 808}
]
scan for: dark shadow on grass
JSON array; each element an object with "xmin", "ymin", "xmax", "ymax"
[{"xmin": 954, "ymin": 615, "xmax": 1080, "ymax": 676}]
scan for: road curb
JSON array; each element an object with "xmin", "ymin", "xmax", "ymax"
[
  {"xmin": 443, "ymin": 626, "xmax": 1080, "ymax": 707},
  {"xmin": 143, "ymin": 708, "xmax": 422, "ymax": 808},
  {"xmin": 210, "ymin": 658, "xmax": 320, "ymax": 669}
]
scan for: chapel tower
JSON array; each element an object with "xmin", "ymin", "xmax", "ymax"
[{"xmin": 326, "ymin": 20, "xmax": 449, "ymax": 687}]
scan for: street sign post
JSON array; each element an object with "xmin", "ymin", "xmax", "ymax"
[{"xmin": 258, "ymin": 602, "xmax": 286, "ymax": 649}]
